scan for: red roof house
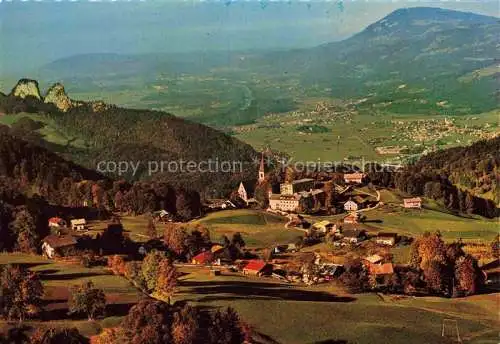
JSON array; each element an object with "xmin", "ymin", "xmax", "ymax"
[
  {"xmin": 369, "ymin": 263, "xmax": 394, "ymax": 276},
  {"xmin": 192, "ymin": 251, "xmax": 214, "ymax": 265},
  {"xmin": 242, "ymin": 260, "xmax": 272, "ymax": 276}
]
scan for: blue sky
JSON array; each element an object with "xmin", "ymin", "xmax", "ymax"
[{"xmin": 0, "ymin": 0, "xmax": 498, "ymax": 75}]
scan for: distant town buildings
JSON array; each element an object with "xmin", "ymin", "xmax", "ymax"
[
  {"xmin": 280, "ymin": 178, "xmax": 315, "ymax": 195},
  {"xmin": 376, "ymin": 232, "xmax": 398, "ymax": 246},
  {"xmin": 344, "ymin": 200, "xmax": 358, "ymax": 212},
  {"xmin": 343, "ymin": 213, "xmax": 359, "ymax": 224},
  {"xmin": 342, "ymin": 228, "xmax": 367, "ymax": 244},
  {"xmin": 70, "ymin": 218, "xmax": 87, "ymax": 231},
  {"xmin": 344, "ymin": 173, "xmax": 365, "ymax": 184}
]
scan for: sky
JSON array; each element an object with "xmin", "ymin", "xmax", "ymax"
[{"xmin": 0, "ymin": 0, "xmax": 498, "ymax": 76}]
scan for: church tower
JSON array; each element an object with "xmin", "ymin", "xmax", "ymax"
[{"xmin": 258, "ymin": 152, "xmax": 265, "ymax": 182}]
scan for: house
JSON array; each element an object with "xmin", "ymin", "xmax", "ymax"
[
  {"xmin": 192, "ymin": 251, "xmax": 214, "ymax": 265},
  {"xmin": 342, "ymin": 228, "xmax": 366, "ymax": 244},
  {"xmin": 376, "ymin": 232, "xmax": 398, "ymax": 246},
  {"xmin": 242, "ymin": 260, "xmax": 273, "ymax": 276},
  {"xmin": 42, "ymin": 235, "xmax": 78, "ymax": 259},
  {"xmin": 280, "ymin": 178, "xmax": 315, "ymax": 195},
  {"xmin": 269, "ymin": 188, "xmax": 324, "ymax": 213},
  {"xmin": 343, "ymin": 213, "xmax": 359, "ymax": 224},
  {"xmin": 48, "ymin": 217, "xmax": 66, "ymax": 229},
  {"xmin": 343, "ymin": 200, "xmax": 358, "ymax": 212},
  {"xmin": 268, "ymin": 193, "xmax": 301, "ymax": 212},
  {"xmin": 344, "ymin": 173, "xmax": 365, "ymax": 184},
  {"xmin": 312, "ymin": 221, "xmax": 336, "ymax": 233},
  {"xmin": 206, "ymin": 200, "xmax": 236, "ymax": 210},
  {"xmin": 210, "ymin": 244, "xmax": 225, "ymax": 254},
  {"xmin": 364, "ymin": 254, "xmax": 384, "ymax": 265},
  {"xmin": 153, "ymin": 209, "xmax": 171, "ymax": 222},
  {"xmin": 237, "ymin": 181, "xmax": 257, "ymax": 205},
  {"xmin": 481, "ymin": 259, "xmax": 500, "ymax": 286},
  {"xmin": 70, "ymin": 218, "xmax": 87, "ymax": 231},
  {"xmin": 403, "ymin": 197, "xmax": 422, "ymax": 209},
  {"xmin": 368, "ymin": 263, "xmax": 394, "ymax": 286}
]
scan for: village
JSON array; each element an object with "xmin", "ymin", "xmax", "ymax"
[
  {"xmin": 2, "ymin": 148, "xmax": 497, "ymax": 344},
  {"xmin": 37, "ymin": 155, "xmax": 466, "ymax": 295}
]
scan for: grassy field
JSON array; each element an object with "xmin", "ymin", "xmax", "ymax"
[
  {"xmin": 0, "ymin": 112, "xmax": 87, "ymax": 148},
  {"xmin": 365, "ymin": 206, "xmax": 499, "ymax": 242},
  {"xmin": 0, "ymin": 253, "xmax": 144, "ymax": 337},
  {"xmin": 176, "ymin": 266, "xmax": 499, "ymax": 344},
  {"xmin": 234, "ymin": 109, "xmax": 499, "ymax": 163},
  {"xmin": 192, "ymin": 209, "xmax": 302, "ymax": 248},
  {"xmin": 87, "ymin": 209, "xmax": 300, "ymax": 248}
]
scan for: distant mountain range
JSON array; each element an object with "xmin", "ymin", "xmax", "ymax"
[
  {"xmin": 249, "ymin": 7, "xmax": 499, "ymax": 113},
  {"xmin": 37, "ymin": 7, "xmax": 499, "ymax": 117}
]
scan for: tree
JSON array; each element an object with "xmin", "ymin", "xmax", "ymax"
[
  {"xmin": 231, "ymin": 232, "xmax": 245, "ymax": 249},
  {"xmin": 220, "ymin": 235, "xmax": 230, "ymax": 248},
  {"xmin": 284, "ymin": 166, "xmax": 295, "ymax": 183},
  {"xmin": 323, "ymin": 181, "xmax": 336, "ymax": 211},
  {"xmin": 68, "ymin": 281, "xmax": 106, "ymax": 321},
  {"xmin": 146, "ymin": 217, "xmax": 157, "ymax": 239},
  {"xmin": 455, "ymin": 255, "xmax": 481, "ymax": 296},
  {"xmin": 423, "ymin": 260, "xmax": 446, "ymax": 294},
  {"xmin": 30, "ymin": 327, "xmax": 88, "ymax": 344},
  {"xmin": 91, "ymin": 327, "xmax": 125, "ymax": 344},
  {"xmin": 464, "ymin": 192, "xmax": 475, "ymax": 215},
  {"xmin": 176, "ymin": 189, "xmax": 201, "ymax": 220},
  {"xmin": 208, "ymin": 307, "xmax": 245, "ymax": 344},
  {"xmin": 156, "ymin": 259, "xmax": 178, "ymax": 304},
  {"xmin": 164, "ymin": 223, "xmax": 187, "ymax": 256},
  {"xmin": 113, "ymin": 190, "xmax": 124, "ymax": 212},
  {"xmin": 172, "ymin": 305, "xmax": 201, "ymax": 344},
  {"xmin": 107, "ymin": 255, "xmax": 126, "ymax": 276},
  {"xmin": 0, "ymin": 264, "xmax": 43, "ymax": 323},
  {"xmin": 339, "ymin": 257, "xmax": 369, "ymax": 293},
  {"xmin": 141, "ymin": 250, "xmax": 165, "ymax": 292},
  {"xmin": 416, "ymin": 231, "xmax": 447, "ymax": 269},
  {"xmin": 120, "ymin": 300, "xmax": 173, "ymax": 344},
  {"xmin": 254, "ymin": 182, "xmax": 269, "ymax": 209},
  {"xmin": 491, "ymin": 234, "xmax": 500, "ymax": 257},
  {"xmin": 9, "ymin": 209, "xmax": 38, "ymax": 253}
]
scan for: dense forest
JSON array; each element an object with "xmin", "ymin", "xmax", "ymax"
[
  {"xmin": 0, "ymin": 126, "xmax": 203, "ymax": 253},
  {"xmin": 0, "ymin": 85, "xmax": 258, "ymax": 197},
  {"xmin": 367, "ymin": 137, "xmax": 499, "ymax": 218}
]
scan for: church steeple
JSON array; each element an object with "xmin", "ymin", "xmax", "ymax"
[{"xmin": 258, "ymin": 152, "xmax": 265, "ymax": 182}]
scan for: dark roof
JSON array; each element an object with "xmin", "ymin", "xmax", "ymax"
[
  {"xmin": 43, "ymin": 235, "xmax": 78, "ymax": 248},
  {"xmin": 291, "ymin": 178, "xmax": 314, "ymax": 185},
  {"xmin": 342, "ymin": 229, "xmax": 366, "ymax": 238},
  {"xmin": 378, "ymin": 232, "xmax": 398, "ymax": 238},
  {"xmin": 240, "ymin": 181, "xmax": 256, "ymax": 196}
]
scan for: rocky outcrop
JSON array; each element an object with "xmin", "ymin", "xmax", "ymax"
[
  {"xmin": 10, "ymin": 79, "xmax": 42, "ymax": 100},
  {"xmin": 90, "ymin": 101, "xmax": 108, "ymax": 113},
  {"xmin": 7, "ymin": 78, "xmax": 104, "ymax": 113},
  {"xmin": 44, "ymin": 83, "xmax": 73, "ymax": 112}
]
